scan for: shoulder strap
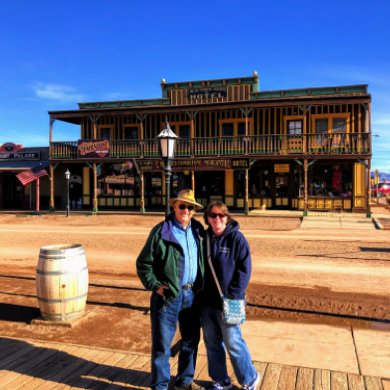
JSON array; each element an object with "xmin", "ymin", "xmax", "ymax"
[{"xmin": 206, "ymin": 230, "xmax": 223, "ymax": 298}]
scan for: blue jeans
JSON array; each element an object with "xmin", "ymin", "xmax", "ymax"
[
  {"xmin": 201, "ymin": 306, "xmax": 256, "ymax": 386},
  {"xmin": 150, "ymin": 289, "xmax": 201, "ymax": 390}
]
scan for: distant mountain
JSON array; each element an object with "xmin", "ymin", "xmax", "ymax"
[{"xmin": 371, "ymin": 172, "xmax": 390, "ymax": 181}]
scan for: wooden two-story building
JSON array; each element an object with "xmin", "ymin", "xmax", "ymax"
[{"xmin": 48, "ymin": 72, "xmax": 372, "ymax": 215}]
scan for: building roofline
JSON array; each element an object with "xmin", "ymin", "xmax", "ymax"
[{"xmin": 49, "ymin": 93, "xmax": 371, "ymax": 125}]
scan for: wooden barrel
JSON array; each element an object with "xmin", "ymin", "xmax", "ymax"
[{"xmin": 36, "ymin": 244, "xmax": 89, "ymax": 321}]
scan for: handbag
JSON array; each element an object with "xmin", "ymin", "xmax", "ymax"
[{"xmin": 206, "ymin": 230, "xmax": 246, "ymax": 325}]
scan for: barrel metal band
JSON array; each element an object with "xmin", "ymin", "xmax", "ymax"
[
  {"xmin": 36, "ymin": 266, "xmax": 88, "ymax": 276},
  {"xmin": 39, "ymin": 251, "xmax": 85, "ymax": 260},
  {"xmin": 40, "ymin": 308, "xmax": 85, "ymax": 321},
  {"xmin": 37, "ymin": 292, "xmax": 88, "ymax": 303},
  {"xmin": 40, "ymin": 246, "xmax": 84, "ymax": 255}
]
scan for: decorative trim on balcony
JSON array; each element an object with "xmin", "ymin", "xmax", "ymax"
[{"xmin": 78, "ymin": 98, "xmax": 170, "ymax": 110}]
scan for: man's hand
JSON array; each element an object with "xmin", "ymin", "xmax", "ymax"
[{"xmin": 156, "ymin": 285, "xmax": 169, "ymax": 296}]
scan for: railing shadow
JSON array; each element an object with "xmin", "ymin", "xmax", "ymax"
[{"xmin": 0, "ymin": 337, "xmax": 155, "ymax": 389}]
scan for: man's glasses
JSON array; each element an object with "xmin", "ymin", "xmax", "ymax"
[
  {"xmin": 178, "ymin": 204, "xmax": 195, "ymax": 211},
  {"xmin": 209, "ymin": 212, "xmax": 226, "ymax": 219}
]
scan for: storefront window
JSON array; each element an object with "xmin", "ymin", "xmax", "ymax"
[
  {"xmin": 236, "ymin": 170, "xmax": 246, "ymax": 197},
  {"xmin": 222, "ymin": 123, "xmax": 234, "ymax": 136},
  {"xmin": 315, "ymin": 118, "xmax": 328, "ymax": 133},
  {"xmin": 100, "ymin": 127, "xmax": 111, "ymax": 139},
  {"xmin": 171, "ymin": 172, "xmax": 191, "ymax": 197},
  {"xmin": 288, "ymin": 120, "xmax": 302, "ymax": 134},
  {"xmin": 249, "ymin": 166, "xmax": 271, "ymax": 197},
  {"xmin": 97, "ymin": 164, "xmax": 140, "ymax": 198},
  {"xmin": 333, "ymin": 118, "xmax": 347, "ymax": 132},
  {"xmin": 124, "ymin": 127, "xmax": 138, "ymax": 139},
  {"xmin": 237, "ymin": 123, "xmax": 246, "ymax": 135},
  {"xmin": 149, "ymin": 173, "xmax": 162, "ymax": 196},
  {"xmin": 179, "ymin": 125, "xmax": 191, "ymax": 138},
  {"xmin": 308, "ymin": 164, "xmax": 352, "ymax": 197}
]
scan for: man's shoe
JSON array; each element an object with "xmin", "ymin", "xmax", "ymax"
[
  {"xmin": 208, "ymin": 379, "xmax": 233, "ymax": 390},
  {"xmin": 174, "ymin": 382, "xmax": 206, "ymax": 390},
  {"xmin": 242, "ymin": 372, "xmax": 261, "ymax": 390}
]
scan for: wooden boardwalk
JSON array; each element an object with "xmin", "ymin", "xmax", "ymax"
[{"xmin": 0, "ymin": 337, "xmax": 386, "ymax": 390}]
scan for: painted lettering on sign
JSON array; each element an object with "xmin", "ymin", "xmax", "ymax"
[
  {"xmin": 135, "ymin": 158, "xmax": 250, "ymax": 172},
  {"xmin": 0, "ymin": 152, "xmax": 40, "ymax": 160},
  {"xmin": 78, "ymin": 139, "xmax": 111, "ymax": 158},
  {"xmin": 274, "ymin": 164, "xmax": 290, "ymax": 173},
  {"xmin": 232, "ymin": 159, "xmax": 249, "ymax": 168},
  {"xmin": 187, "ymin": 87, "xmax": 227, "ymax": 100}
]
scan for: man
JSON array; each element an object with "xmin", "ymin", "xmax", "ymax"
[{"xmin": 137, "ymin": 189, "xmax": 205, "ymax": 390}]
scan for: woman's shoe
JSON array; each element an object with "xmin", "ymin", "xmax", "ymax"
[
  {"xmin": 209, "ymin": 379, "xmax": 233, "ymax": 390},
  {"xmin": 242, "ymin": 372, "xmax": 261, "ymax": 390}
]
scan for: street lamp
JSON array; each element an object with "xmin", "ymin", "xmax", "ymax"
[
  {"xmin": 156, "ymin": 117, "xmax": 178, "ymax": 217},
  {"xmin": 65, "ymin": 168, "xmax": 70, "ymax": 217}
]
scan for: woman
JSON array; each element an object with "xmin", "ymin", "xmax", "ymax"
[{"xmin": 199, "ymin": 201, "xmax": 260, "ymax": 390}]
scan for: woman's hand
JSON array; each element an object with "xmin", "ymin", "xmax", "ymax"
[{"xmin": 156, "ymin": 285, "xmax": 169, "ymax": 296}]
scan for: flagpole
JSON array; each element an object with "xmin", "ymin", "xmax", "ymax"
[{"xmin": 36, "ymin": 178, "xmax": 40, "ymax": 213}]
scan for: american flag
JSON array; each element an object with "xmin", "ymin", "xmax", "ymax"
[{"xmin": 16, "ymin": 165, "xmax": 48, "ymax": 186}]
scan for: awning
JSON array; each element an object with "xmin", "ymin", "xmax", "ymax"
[{"xmin": 0, "ymin": 161, "xmax": 50, "ymax": 171}]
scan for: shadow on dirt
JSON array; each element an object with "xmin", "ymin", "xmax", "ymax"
[{"xmin": 0, "ymin": 303, "xmax": 40, "ymax": 324}]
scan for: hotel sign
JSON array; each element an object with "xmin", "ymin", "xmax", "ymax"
[
  {"xmin": 187, "ymin": 87, "xmax": 227, "ymax": 100},
  {"xmin": 78, "ymin": 139, "xmax": 111, "ymax": 159},
  {"xmin": 136, "ymin": 158, "xmax": 250, "ymax": 172}
]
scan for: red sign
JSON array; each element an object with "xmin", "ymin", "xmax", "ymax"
[
  {"xmin": 78, "ymin": 139, "xmax": 111, "ymax": 158},
  {"xmin": 0, "ymin": 143, "xmax": 22, "ymax": 153}
]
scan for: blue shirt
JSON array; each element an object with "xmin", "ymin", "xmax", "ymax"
[{"xmin": 172, "ymin": 214, "xmax": 198, "ymax": 287}]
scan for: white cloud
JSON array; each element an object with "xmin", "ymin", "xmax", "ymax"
[{"xmin": 32, "ymin": 82, "xmax": 87, "ymax": 102}]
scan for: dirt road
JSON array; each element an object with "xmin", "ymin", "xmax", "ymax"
[{"xmin": 0, "ymin": 213, "xmax": 389, "ymax": 353}]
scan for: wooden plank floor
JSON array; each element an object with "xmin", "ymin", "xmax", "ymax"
[{"xmin": 0, "ymin": 337, "xmax": 385, "ymax": 390}]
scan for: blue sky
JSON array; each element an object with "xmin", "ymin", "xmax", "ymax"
[{"xmin": 0, "ymin": 0, "xmax": 389, "ymax": 171}]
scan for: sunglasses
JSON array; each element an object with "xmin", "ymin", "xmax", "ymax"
[
  {"xmin": 178, "ymin": 204, "xmax": 195, "ymax": 211},
  {"xmin": 209, "ymin": 212, "xmax": 226, "ymax": 219}
]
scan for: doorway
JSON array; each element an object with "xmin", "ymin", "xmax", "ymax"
[
  {"xmin": 273, "ymin": 164, "xmax": 290, "ymax": 208},
  {"xmin": 3, "ymin": 173, "xmax": 25, "ymax": 209}
]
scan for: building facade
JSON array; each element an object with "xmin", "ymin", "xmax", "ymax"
[{"xmin": 48, "ymin": 72, "xmax": 372, "ymax": 215}]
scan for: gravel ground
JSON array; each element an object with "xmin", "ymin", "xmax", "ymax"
[{"xmin": 0, "ymin": 211, "xmax": 389, "ymax": 353}]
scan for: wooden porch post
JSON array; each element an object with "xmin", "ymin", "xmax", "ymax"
[
  {"xmin": 367, "ymin": 159, "xmax": 371, "ymax": 216},
  {"xmin": 244, "ymin": 169, "xmax": 249, "ymax": 215},
  {"xmin": 49, "ymin": 117, "xmax": 54, "ymax": 158},
  {"xmin": 49, "ymin": 164, "xmax": 54, "ymax": 212},
  {"xmin": 93, "ymin": 116, "xmax": 97, "ymax": 139},
  {"xmin": 190, "ymin": 112, "xmax": 194, "ymax": 157},
  {"xmin": 93, "ymin": 163, "xmax": 98, "ymax": 212},
  {"xmin": 245, "ymin": 108, "xmax": 248, "ymax": 155},
  {"xmin": 303, "ymin": 105, "xmax": 307, "ymax": 153},
  {"xmin": 36, "ymin": 178, "xmax": 40, "ymax": 213},
  {"xmin": 304, "ymin": 159, "xmax": 308, "ymax": 216},
  {"xmin": 191, "ymin": 171, "xmax": 195, "ymax": 193},
  {"xmin": 140, "ymin": 113, "xmax": 144, "ymax": 158},
  {"xmin": 140, "ymin": 172, "xmax": 145, "ymax": 213}
]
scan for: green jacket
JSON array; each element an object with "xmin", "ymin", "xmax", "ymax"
[{"xmin": 136, "ymin": 213, "xmax": 205, "ymax": 304}]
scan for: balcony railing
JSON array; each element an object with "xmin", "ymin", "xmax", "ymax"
[
  {"xmin": 50, "ymin": 133, "xmax": 371, "ymax": 159},
  {"xmin": 307, "ymin": 133, "xmax": 370, "ymax": 154},
  {"xmin": 51, "ymin": 141, "xmax": 78, "ymax": 158}
]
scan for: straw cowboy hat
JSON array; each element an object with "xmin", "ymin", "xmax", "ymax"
[{"xmin": 168, "ymin": 189, "xmax": 204, "ymax": 210}]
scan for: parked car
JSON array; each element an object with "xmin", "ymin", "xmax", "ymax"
[{"xmin": 371, "ymin": 183, "xmax": 390, "ymax": 197}]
